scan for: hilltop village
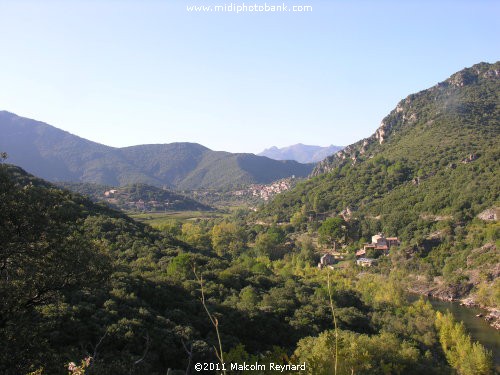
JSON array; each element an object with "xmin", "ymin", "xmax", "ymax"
[{"xmin": 232, "ymin": 177, "xmax": 296, "ymax": 201}]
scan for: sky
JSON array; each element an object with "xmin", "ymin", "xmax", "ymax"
[{"xmin": 0, "ymin": 0, "xmax": 498, "ymax": 153}]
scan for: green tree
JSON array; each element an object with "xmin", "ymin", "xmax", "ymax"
[
  {"xmin": 254, "ymin": 227, "xmax": 286, "ymax": 260},
  {"xmin": 318, "ymin": 217, "xmax": 347, "ymax": 251},
  {"xmin": 181, "ymin": 222, "xmax": 211, "ymax": 249},
  {"xmin": 0, "ymin": 165, "xmax": 111, "ymax": 373},
  {"xmin": 237, "ymin": 286, "xmax": 260, "ymax": 312},
  {"xmin": 435, "ymin": 311, "xmax": 493, "ymax": 375},
  {"xmin": 167, "ymin": 253, "xmax": 193, "ymax": 279},
  {"xmin": 211, "ymin": 222, "xmax": 246, "ymax": 257}
]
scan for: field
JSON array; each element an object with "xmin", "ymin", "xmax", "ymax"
[{"xmin": 128, "ymin": 210, "xmax": 225, "ymax": 227}]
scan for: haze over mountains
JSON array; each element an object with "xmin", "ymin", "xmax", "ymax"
[
  {"xmin": 0, "ymin": 111, "xmax": 314, "ymax": 190},
  {"xmin": 259, "ymin": 144, "xmax": 343, "ymax": 163}
]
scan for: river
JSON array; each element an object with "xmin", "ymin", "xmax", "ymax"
[{"xmin": 424, "ymin": 297, "xmax": 500, "ymax": 371}]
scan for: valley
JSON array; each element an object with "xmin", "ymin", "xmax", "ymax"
[{"xmin": 1, "ymin": 62, "xmax": 498, "ymax": 375}]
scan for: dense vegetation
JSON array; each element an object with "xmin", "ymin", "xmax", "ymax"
[
  {"xmin": 0, "ymin": 163, "xmax": 495, "ymax": 374},
  {"xmin": 58, "ymin": 182, "xmax": 213, "ymax": 212},
  {"xmin": 261, "ymin": 62, "xmax": 499, "ymax": 226},
  {"xmin": 0, "ymin": 112, "xmax": 313, "ymax": 189},
  {"xmin": 256, "ymin": 62, "xmax": 499, "ymax": 302},
  {"xmin": 1, "ymin": 62, "xmax": 498, "ymax": 374}
]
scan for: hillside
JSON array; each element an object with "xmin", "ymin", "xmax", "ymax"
[
  {"xmin": 0, "ymin": 112, "xmax": 313, "ymax": 189},
  {"xmin": 58, "ymin": 182, "xmax": 213, "ymax": 212},
  {"xmin": 3, "ymin": 163, "xmax": 482, "ymax": 375},
  {"xmin": 259, "ymin": 143, "xmax": 343, "ymax": 163},
  {"xmin": 260, "ymin": 62, "xmax": 499, "ymax": 226},
  {"xmin": 256, "ymin": 61, "xmax": 499, "ymax": 314}
]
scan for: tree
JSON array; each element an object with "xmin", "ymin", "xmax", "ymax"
[
  {"xmin": 181, "ymin": 222, "xmax": 211, "ymax": 250},
  {"xmin": 318, "ymin": 217, "xmax": 347, "ymax": 251},
  {"xmin": 167, "ymin": 253, "xmax": 193, "ymax": 279},
  {"xmin": 0, "ymin": 165, "xmax": 111, "ymax": 372},
  {"xmin": 237, "ymin": 286, "xmax": 260, "ymax": 312},
  {"xmin": 435, "ymin": 311, "xmax": 493, "ymax": 375},
  {"xmin": 211, "ymin": 222, "xmax": 246, "ymax": 257},
  {"xmin": 254, "ymin": 227, "xmax": 286, "ymax": 260}
]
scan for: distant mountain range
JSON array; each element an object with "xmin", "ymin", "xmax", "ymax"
[
  {"xmin": 259, "ymin": 144, "xmax": 343, "ymax": 163},
  {"xmin": 0, "ymin": 111, "xmax": 314, "ymax": 190}
]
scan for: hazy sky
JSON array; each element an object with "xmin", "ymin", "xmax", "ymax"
[{"xmin": 0, "ymin": 0, "xmax": 498, "ymax": 153}]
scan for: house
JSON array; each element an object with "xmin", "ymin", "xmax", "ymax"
[
  {"xmin": 356, "ymin": 233, "xmax": 399, "ymax": 257},
  {"xmin": 386, "ymin": 237, "xmax": 400, "ymax": 248},
  {"xmin": 356, "ymin": 258, "xmax": 377, "ymax": 267},
  {"xmin": 104, "ymin": 189, "xmax": 118, "ymax": 197},
  {"xmin": 355, "ymin": 249, "xmax": 366, "ymax": 257},
  {"xmin": 135, "ymin": 199, "xmax": 146, "ymax": 210},
  {"xmin": 318, "ymin": 253, "xmax": 336, "ymax": 269},
  {"xmin": 371, "ymin": 234, "xmax": 386, "ymax": 246}
]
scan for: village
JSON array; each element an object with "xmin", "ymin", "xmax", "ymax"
[
  {"xmin": 318, "ymin": 233, "xmax": 400, "ymax": 269},
  {"xmin": 232, "ymin": 177, "xmax": 295, "ymax": 201}
]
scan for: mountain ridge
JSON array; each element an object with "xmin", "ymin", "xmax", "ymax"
[
  {"xmin": 259, "ymin": 143, "xmax": 343, "ymax": 163},
  {"xmin": 259, "ymin": 61, "xmax": 499, "ymax": 227},
  {"xmin": 0, "ymin": 111, "xmax": 314, "ymax": 189},
  {"xmin": 254, "ymin": 62, "xmax": 499, "ymax": 334},
  {"xmin": 312, "ymin": 61, "xmax": 500, "ymax": 176}
]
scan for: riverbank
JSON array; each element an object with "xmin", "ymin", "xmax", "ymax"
[
  {"xmin": 420, "ymin": 296, "xmax": 500, "ymax": 372},
  {"xmin": 459, "ymin": 297, "xmax": 500, "ymax": 330},
  {"xmin": 408, "ymin": 277, "xmax": 500, "ymax": 331}
]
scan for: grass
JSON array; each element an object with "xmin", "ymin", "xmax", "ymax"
[{"xmin": 128, "ymin": 210, "xmax": 224, "ymax": 227}]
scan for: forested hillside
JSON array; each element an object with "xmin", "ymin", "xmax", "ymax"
[
  {"xmin": 4, "ymin": 163, "xmax": 494, "ymax": 374},
  {"xmin": 259, "ymin": 62, "xmax": 499, "ymax": 232},
  {"xmin": 57, "ymin": 182, "xmax": 213, "ymax": 212},
  {"xmin": 256, "ymin": 62, "xmax": 499, "ymax": 313},
  {"xmin": 0, "ymin": 112, "xmax": 313, "ymax": 189}
]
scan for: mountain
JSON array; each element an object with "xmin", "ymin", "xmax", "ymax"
[
  {"xmin": 0, "ymin": 112, "xmax": 314, "ymax": 189},
  {"xmin": 257, "ymin": 62, "xmax": 499, "ymax": 315},
  {"xmin": 312, "ymin": 62, "xmax": 499, "ymax": 178},
  {"xmin": 259, "ymin": 143, "xmax": 343, "ymax": 163},
  {"xmin": 260, "ymin": 61, "xmax": 499, "ymax": 225}
]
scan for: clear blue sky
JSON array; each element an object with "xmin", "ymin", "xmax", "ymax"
[{"xmin": 0, "ymin": 0, "xmax": 498, "ymax": 153}]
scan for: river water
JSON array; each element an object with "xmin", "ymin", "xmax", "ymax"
[{"xmin": 424, "ymin": 297, "xmax": 500, "ymax": 371}]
